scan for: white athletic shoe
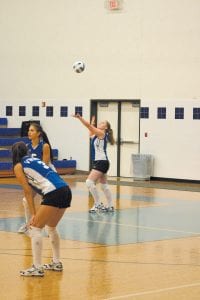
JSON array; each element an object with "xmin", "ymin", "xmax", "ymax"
[
  {"xmin": 99, "ymin": 203, "xmax": 106, "ymax": 210},
  {"xmin": 104, "ymin": 206, "xmax": 115, "ymax": 212},
  {"xmin": 89, "ymin": 203, "xmax": 105, "ymax": 213},
  {"xmin": 18, "ymin": 223, "xmax": 28, "ymax": 234},
  {"xmin": 43, "ymin": 261, "xmax": 63, "ymax": 271},
  {"xmin": 89, "ymin": 205, "xmax": 98, "ymax": 213},
  {"xmin": 20, "ymin": 265, "xmax": 44, "ymax": 277}
]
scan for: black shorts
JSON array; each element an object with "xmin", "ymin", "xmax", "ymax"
[
  {"xmin": 41, "ymin": 186, "xmax": 72, "ymax": 208},
  {"xmin": 92, "ymin": 160, "xmax": 110, "ymax": 174}
]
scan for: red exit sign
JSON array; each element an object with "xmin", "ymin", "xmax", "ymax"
[{"xmin": 108, "ymin": 0, "xmax": 122, "ymax": 10}]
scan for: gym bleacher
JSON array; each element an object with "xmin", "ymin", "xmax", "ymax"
[{"xmin": 0, "ymin": 118, "xmax": 76, "ymax": 177}]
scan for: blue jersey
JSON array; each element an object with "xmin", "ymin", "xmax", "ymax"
[
  {"xmin": 27, "ymin": 140, "xmax": 43, "ymax": 160},
  {"xmin": 27, "ymin": 140, "xmax": 56, "ymax": 172},
  {"xmin": 91, "ymin": 134, "xmax": 108, "ymax": 161},
  {"xmin": 21, "ymin": 156, "xmax": 67, "ymax": 195}
]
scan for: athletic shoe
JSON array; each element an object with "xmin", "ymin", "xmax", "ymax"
[
  {"xmin": 104, "ymin": 206, "xmax": 115, "ymax": 212},
  {"xmin": 89, "ymin": 203, "xmax": 105, "ymax": 213},
  {"xmin": 89, "ymin": 205, "xmax": 99, "ymax": 213},
  {"xmin": 43, "ymin": 261, "xmax": 63, "ymax": 271},
  {"xmin": 20, "ymin": 265, "xmax": 44, "ymax": 277},
  {"xmin": 99, "ymin": 203, "xmax": 106, "ymax": 211},
  {"xmin": 18, "ymin": 223, "xmax": 28, "ymax": 234}
]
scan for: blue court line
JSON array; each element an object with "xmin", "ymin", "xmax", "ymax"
[
  {"xmin": 0, "ymin": 184, "xmax": 22, "ymax": 190},
  {"xmin": 0, "ymin": 203, "xmax": 200, "ymax": 245},
  {"xmin": 0, "ymin": 183, "xmax": 198, "ymax": 204},
  {"xmin": 1, "ymin": 184, "xmax": 200, "ymax": 245}
]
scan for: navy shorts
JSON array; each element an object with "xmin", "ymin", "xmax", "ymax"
[
  {"xmin": 92, "ymin": 160, "xmax": 110, "ymax": 174},
  {"xmin": 41, "ymin": 186, "xmax": 72, "ymax": 208}
]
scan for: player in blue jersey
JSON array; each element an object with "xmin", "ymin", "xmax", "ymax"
[
  {"xmin": 73, "ymin": 114, "xmax": 115, "ymax": 212},
  {"xmin": 18, "ymin": 122, "xmax": 56, "ymax": 233},
  {"xmin": 12, "ymin": 141, "xmax": 72, "ymax": 277},
  {"xmin": 26, "ymin": 122, "xmax": 56, "ymax": 170}
]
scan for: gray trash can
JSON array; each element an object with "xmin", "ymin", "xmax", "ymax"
[{"xmin": 132, "ymin": 154, "xmax": 153, "ymax": 181}]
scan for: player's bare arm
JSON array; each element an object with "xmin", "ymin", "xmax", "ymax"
[{"xmin": 72, "ymin": 114, "xmax": 105, "ymax": 139}]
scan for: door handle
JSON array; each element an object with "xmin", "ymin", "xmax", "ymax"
[{"xmin": 120, "ymin": 141, "xmax": 139, "ymax": 144}]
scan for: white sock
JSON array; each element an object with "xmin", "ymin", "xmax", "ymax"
[
  {"xmin": 29, "ymin": 226, "xmax": 43, "ymax": 268},
  {"xmin": 46, "ymin": 226, "xmax": 60, "ymax": 263},
  {"xmin": 101, "ymin": 184, "xmax": 113, "ymax": 207},
  {"xmin": 22, "ymin": 197, "xmax": 31, "ymax": 223},
  {"xmin": 86, "ymin": 179, "xmax": 100, "ymax": 206}
]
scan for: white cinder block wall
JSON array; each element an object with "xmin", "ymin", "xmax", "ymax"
[
  {"xmin": 140, "ymin": 100, "xmax": 200, "ymax": 180},
  {"xmin": 0, "ymin": 0, "xmax": 200, "ymax": 180}
]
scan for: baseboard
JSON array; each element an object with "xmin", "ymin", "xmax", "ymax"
[{"xmin": 151, "ymin": 177, "xmax": 200, "ymax": 184}]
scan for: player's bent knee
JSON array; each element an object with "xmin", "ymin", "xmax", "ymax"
[
  {"xmin": 101, "ymin": 183, "xmax": 109, "ymax": 192},
  {"xmin": 29, "ymin": 226, "xmax": 42, "ymax": 238},
  {"xmin": 86, "ymin": 179, "xmax": 95, "ymax": 189},
  {"xmin": 46, "ymin": 226, "xmax": 56, "ymax": 234}
]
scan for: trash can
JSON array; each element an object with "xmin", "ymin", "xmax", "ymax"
[{"xmin": 132, "ymin": 154, "xmax": 153, "ymax": 181}]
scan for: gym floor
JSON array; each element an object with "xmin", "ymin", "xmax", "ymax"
[{"xmin": 0, "ymin": 175, "xmax": 200, "ymax": 300}]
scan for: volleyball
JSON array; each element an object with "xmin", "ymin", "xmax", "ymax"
[{"xmin": 73, "ymin": 61, "xmax": 85, "ymax": 73}]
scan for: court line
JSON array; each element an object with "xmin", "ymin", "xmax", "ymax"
[
  {"xmin": 64, "ymin": 216, "xmax": 200, "ymax": 236},
  {"xmin": 2, "ymin": 183, "xmax": 200, "ymax": 203},
  {"xmin": 103, "ymin": 282, "xmax": 200, "ymax": 299},
  {"xmin": 0, "ymin": 214, "xmax": 199, "ymax": 236}
]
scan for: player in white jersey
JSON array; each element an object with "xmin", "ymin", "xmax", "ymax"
[
  {"xmin": 73, "ymin": 114, "xmax": 115, "ymax": 212},
  {"xmin": 18, "ymin": 122, "xmax": 56, "ymax": 233},
  {"xmin": 12, "ymin": 141, "xmax": 72, "ymax": 277}
]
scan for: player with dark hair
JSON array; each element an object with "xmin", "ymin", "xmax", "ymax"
[
  {"xmin": 26, "ymin": 122, "xmax": 55, "ymax": 168},
  {"xmin": 18, "ymin": 122, "xmax": 56, "ymax": 233},
  {"xmin": 12, "ymin": 141, "xmax": 72, "ymax": 277}
]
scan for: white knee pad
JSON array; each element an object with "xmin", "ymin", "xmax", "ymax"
[
  {"xmin": 46, "ymin": 226, "xmax": 58, "ymax": 238},
  {"xmin": 29, "ymin": 226, "xmax": 42, "ymax": 238},
  {"xmin": 101, "ymin": 183, "xmax": 109, "ymax": 192},
  {"xmin": 86, "ymin": 179, "xmax": 95, "ymax": 189},
  {"xmin": 86, "ymin": 179, "xmax": 99, "ymax": 204}
]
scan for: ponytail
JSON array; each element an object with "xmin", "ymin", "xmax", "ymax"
[
  {"xmin": 41, "ymin": 130, "xmax": 54, "ymax": 162},
  {"xmin": 106, "ymin": 122, "xmax": 115, "ymax": 145}
]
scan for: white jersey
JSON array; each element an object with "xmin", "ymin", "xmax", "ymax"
[
  {"xmin": 21, "ymin": 155, "xmax": 67, "ymax": 195},
  {"xmin": 91, "ymin": 134, "xmax": 108, "ymax": 161}
]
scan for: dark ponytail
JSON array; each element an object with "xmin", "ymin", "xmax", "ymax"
[{"xmin": 41, "ymin": 130, "xmax": 54, "ymax": 162}]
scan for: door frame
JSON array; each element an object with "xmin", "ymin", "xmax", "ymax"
[{"xmin": 90, "ymin": 99, "xmax": 141, "ymax": 177}]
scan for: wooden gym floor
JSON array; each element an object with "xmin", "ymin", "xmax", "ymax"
[{"xmin": 0, "ymin": 175, "xmax": 200, "ymax": 300}]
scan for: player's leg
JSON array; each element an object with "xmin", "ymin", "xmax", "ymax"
[
  {"xmin": 86, "ymin": 169, "xmax": 104, "ymax": 212},
  {"xmin": 37, "ymin": 206, "xmax": 66, "ymax": 271},
  {"xmin": 20, "ymin": 205, "xmax": 66, "ymax": 276},
  {"xmin": 20, "ymin": 184, "xmax": 71, "ymax": 277},
  {"xmin": 42, "ymin": 208, "xmax": 66, "ymax": 271},
  {"xmin": 99, "ymin": 174, "xmax": 114, "ymax": 212},
  {"xmin": 18, "ymin": 190, "xmax": 37, "ymax": 233}
]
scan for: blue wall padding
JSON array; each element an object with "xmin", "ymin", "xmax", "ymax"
[
  {"xmin": 0, "ymin": 128, "xmax": 21, "ymax": 136},
  {"xmin": 0, "ymin": 137, "xmax": 29, "ymax": 146},
  {"xmin": 0, "ymin": 118, "xmax": 8, "ymax": 126},
  {"xmin": 53, "ymin": 160, "xmax": 76, "ymax": 168}
]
